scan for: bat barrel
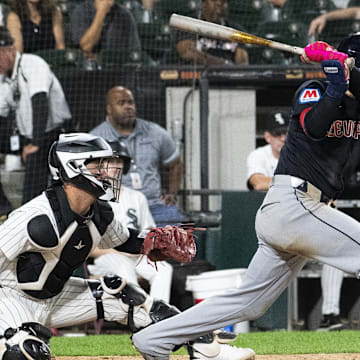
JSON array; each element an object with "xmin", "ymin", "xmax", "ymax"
[{"xmin": 169, "ymin": 13, "xmax": 236, "ymax": 41}]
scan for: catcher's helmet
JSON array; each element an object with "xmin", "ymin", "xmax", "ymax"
[
  {"xmin": 48, "ymin": 133, "xmax": 124, "ymax": 201},
  {"xmin": 337, "ymin": 32, "xmax": 360, "ymax": 67}
]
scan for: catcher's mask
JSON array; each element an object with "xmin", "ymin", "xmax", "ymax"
[
  {"xmin": 338, "ymin": 32, "xmax": 360, "ymax": 100},
  {"xmin": 48, "ymin": 133, "xmax": 124, "ymax": 201}
]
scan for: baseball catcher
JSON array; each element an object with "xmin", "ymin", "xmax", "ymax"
[{"xmin": 0, "ymin": 133, "xmax": 254, "ymax": 360}]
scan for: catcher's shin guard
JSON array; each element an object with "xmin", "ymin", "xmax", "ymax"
[{"xmin": 0, "ymin": 323, "xmax": 51, "ymax": 360}]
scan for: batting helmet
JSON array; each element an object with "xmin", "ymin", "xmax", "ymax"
[
  {"xmin": 48, "ymin": 133, "xmax": 125, "ymax": 201},
  {"xmin": 337, "ymin": 32, "xmax": 360, "ymax": 67}
]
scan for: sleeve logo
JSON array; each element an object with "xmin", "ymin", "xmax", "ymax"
[{"xmin": 299, "ymin": 88, "xmax": 321, "ymax": 103}]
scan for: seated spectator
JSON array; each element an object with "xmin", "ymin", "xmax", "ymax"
[
  {"xmin": 88, "ymin": 185, "xmax": 173, "ymax": 303},
  {"xmin": 88, "ymin": 140, "xmax": 173, "ymax": 303},
  {"xmin": 246, "ymin": 110, "xmax": 289, "ymax": 191},
  {"xmin": 308, "ymin": 7, "xmax": 360, "ymax": 36},
  {"xmin": 70, "ymin": 0, "xmax": 141, "ymax": 62},
  {"xmin": 7, "ymin": 0, "xmax": 65, "ymax": 53},
  {"xmin": 176, "ymin": 0, "xmax": 248, "ymax": 65}
]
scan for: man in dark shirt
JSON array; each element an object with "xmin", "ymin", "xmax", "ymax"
[{"xmin": 176, "ymin": 0, "xmax": 248, "ymax": 65}]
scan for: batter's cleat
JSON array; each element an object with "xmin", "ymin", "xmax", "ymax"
[
  {"xmin": 191, "ymin": 344, "xmax": 255, "ymax": 360},
  {"xmin": 318, "ymin": 314, "xmax": 345, "ymax": 331}
]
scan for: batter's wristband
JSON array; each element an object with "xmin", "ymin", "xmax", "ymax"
[{"xmin": 325, "ymin": 82, "xmax": 348, "ymax": 99}]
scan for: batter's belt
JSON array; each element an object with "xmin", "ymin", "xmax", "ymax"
[{"xmin": 271, "ymin": 175, "xmax": 333, "ymax": 204}]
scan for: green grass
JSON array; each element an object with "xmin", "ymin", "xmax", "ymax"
[{"xmin": 50, "ymin": 330, "xmax": 360, "ymax": 356}]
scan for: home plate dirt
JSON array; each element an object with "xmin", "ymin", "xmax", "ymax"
[{"xmin": 55, "ymin": 354, "xmax": 360, "ymax": 360}]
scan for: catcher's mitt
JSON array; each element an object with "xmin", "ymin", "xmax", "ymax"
[{"xmin": 140, "ymin": 224, "xmax": 205, "ymax": 263}]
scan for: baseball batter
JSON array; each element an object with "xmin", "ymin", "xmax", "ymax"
[
  {"xmin": 0, "ymin": 133, "xmax": 254, "ymax": 360},
  {"xmin": 247, "ymin": 111, "xmax": 345, "ymax": 330},
  {"xmin": 132, "ymin": 35, "xmax": 360, "ymax": 360}
]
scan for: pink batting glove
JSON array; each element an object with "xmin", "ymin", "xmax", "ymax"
[
  {"xmin": 303, "ymin": 41, "xmax": 348, "ymax": 64},
  {"xmin": 301, "ymin": 41, "xmax": 351, "ymax": 80}
]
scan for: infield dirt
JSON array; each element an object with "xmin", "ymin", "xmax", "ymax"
[{"xmin": 56, "ymin": 354, "xmax": 360, "ymax": 360}]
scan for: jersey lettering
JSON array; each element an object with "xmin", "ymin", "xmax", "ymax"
[
  {"xmin": 299, "ymin": 88, "xmax": 321, "ymax": 103},
  {"xmin": 327, "ymin": 120, "xmax": 360, "ymax": 139},
  {"xmin": 127, "ymin": 208, "xmax": 139, "ymax": 231}
]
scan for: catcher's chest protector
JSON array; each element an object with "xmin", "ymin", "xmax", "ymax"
[{"xmin": 16, "ymin": 186, "xmax": 112, "ymax": 299}]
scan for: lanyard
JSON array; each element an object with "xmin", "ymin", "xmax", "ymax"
[{"xmin": 119, "ymin": 136, "xmax": 137, "ymax": 171}]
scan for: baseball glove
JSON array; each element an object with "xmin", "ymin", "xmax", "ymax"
[{"xmin": 140, "ymin": 224, "xmax": 204, "ymax": 263}]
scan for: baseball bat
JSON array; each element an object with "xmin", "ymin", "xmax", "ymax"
[
  {"xmin": 169, "ymin": 14, "xmax": 355, "ymax": 68},
  {"xmin": 169, "ymin": 13, "xmax": 304, "ymax": 56}
]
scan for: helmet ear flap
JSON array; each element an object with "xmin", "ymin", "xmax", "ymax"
[
  {"xmin": 48, "ymin": 142, "xmax": 59, "ymax": 168},
  {"xmin": 48, "ymin": 141, "xmax": 62, "ymax": 181}
]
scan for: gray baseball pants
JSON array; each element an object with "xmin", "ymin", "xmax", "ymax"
[{"xmin": 132, "ymin": 174, "xmax": 360, "ymax": 357}]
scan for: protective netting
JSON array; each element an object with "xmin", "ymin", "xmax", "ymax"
[{"xmin": 0, "ymin": 0, "xmax": 358, "ymax": 216}]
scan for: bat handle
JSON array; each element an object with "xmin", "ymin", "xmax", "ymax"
[{"xmin": 269, "ymin": 41, "xmax": 304, "ymax": 56}]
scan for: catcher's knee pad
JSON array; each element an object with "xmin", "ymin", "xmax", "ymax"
[
  {"xmin": 88, "ymin": 275, "xmax": 153, "ymax": 332},
  {"xmin": 0, "ymin": 323, "xmax": 51, "ymax": 360}
]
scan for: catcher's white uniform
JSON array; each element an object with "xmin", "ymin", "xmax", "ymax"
[
  {"xmin": 0, "ymin": 186, "xmax": 152, "ymax": 333},
  {"xmin": 88, "ymin": 187, "xmax": 173, "ymax": 302}
]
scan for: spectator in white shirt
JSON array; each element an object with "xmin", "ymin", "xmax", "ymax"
[{"xmin": 246, "ymin": 110, "xmax": 289, "ymax": 191}]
